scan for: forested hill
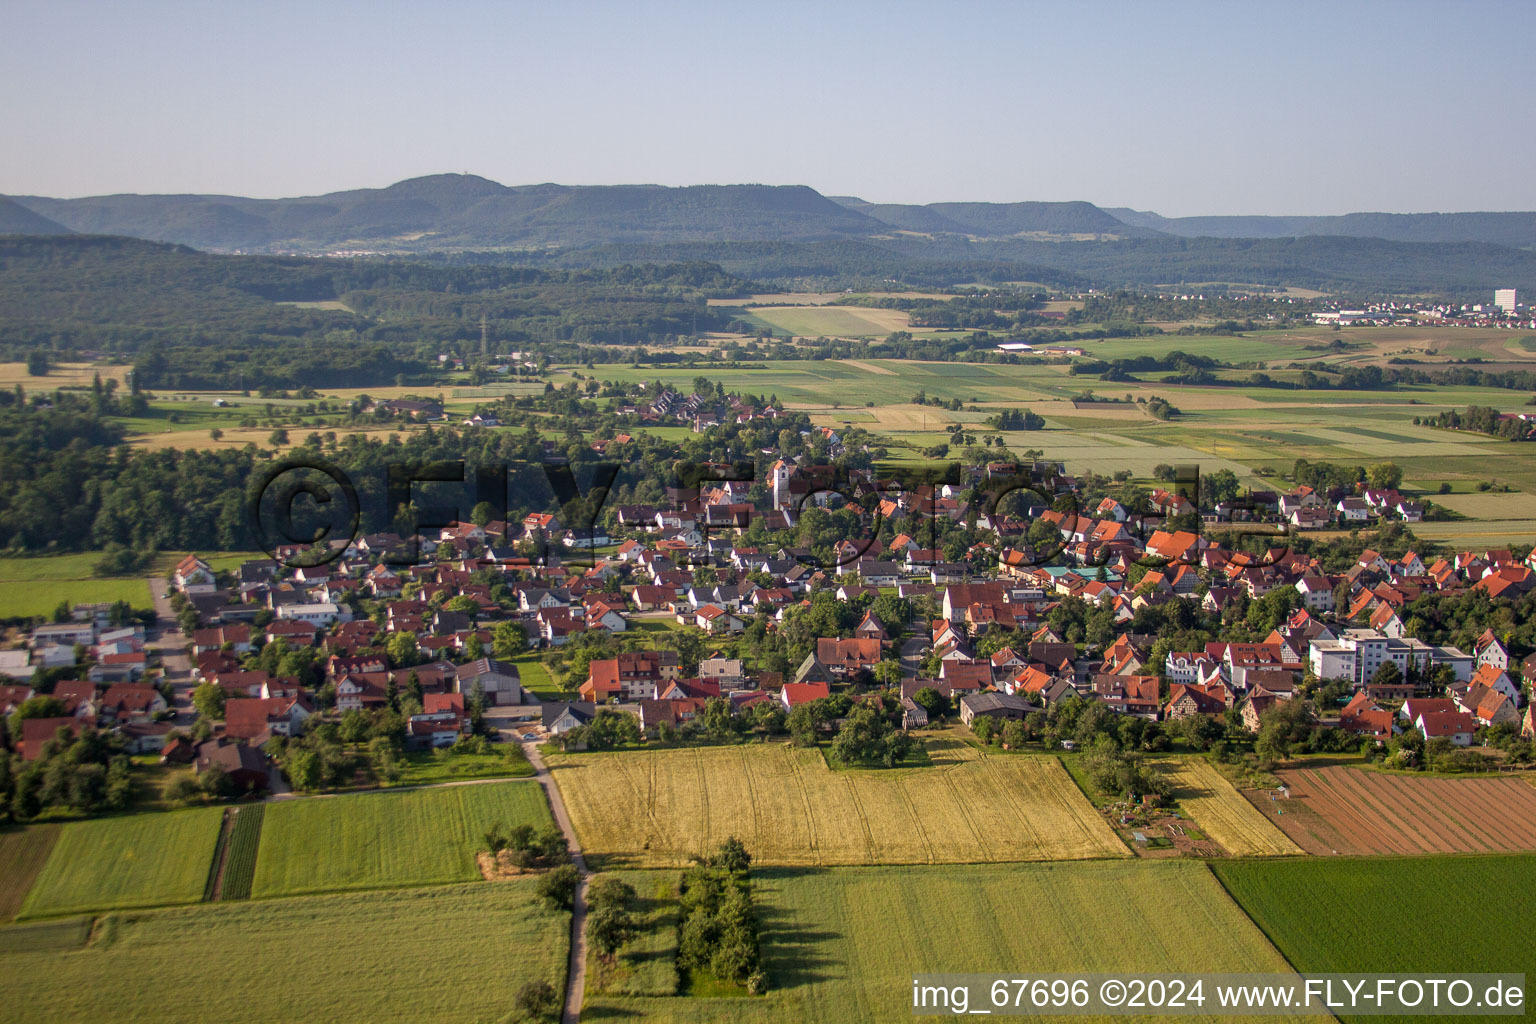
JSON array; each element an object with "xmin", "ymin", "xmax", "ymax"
[
  {"xmin": 11, "ymin": 173, "xmax": 1536, "ymax": 257},
  {"xmin": 0, "ymin": 197, "xmax": 70, "ymax": 235},
  {"xmin": 8, "ymin": 176, "xmax": 889, "ymax": 250},
  {"xmin": 0, "ymin": 235, "xmax": 753, "ymax": 385},
  {"xmin": 1106, "ymin": 208, "xmax": 1536, "ymax": 249}
]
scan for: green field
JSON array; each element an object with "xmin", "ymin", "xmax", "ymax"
[
  {"xmin": 585, "ymin": 860, "xmax": 1311, "ymax": 1023},
  {"xmin": 580, "ymin": 353, "xmax": 1536, "ymax": 519},
  {"xmin": 0, "ymin": 883, "xmax": 568, "ymax": 1024},
  {"xmin": 0, "ymin": 549, "xmax": 255, "ymax": 618},
  {"xmin": 587, "ymin": 870, "xmax": 682, "ymax": 997},
  {"xmin": 1213, "ymin": 855, "xmax": 1536, "ymax": 1009},
  {"xmin": 0, "ymin": 826, "xmax": 60, "ymax": 920},
  {"xmin": 251, "ymin": 783, "xmax": 552, "ymax": 897},
  {"xmin": 1214, "ymin": 855, "xmax": 1536, "ymax": 1024},
  {"xmin": 20, "ymin": 809, "xmax": 224, "ymax": 918},
  {"xmin": 392, "ymin": 747, "xmax": 535, "ymax": 785},
  {"xmin": 741, "ymin": 305, "xmax": 912, "ymax": 338}
]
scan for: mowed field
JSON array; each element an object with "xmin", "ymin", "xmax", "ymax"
[
  {"xmin": 0, "ymin": 552, "xmax": 151, "ymax": 619},
  {"xmin": 1255, "ymin": 765, "xmax": 1536, "ymax": 856},
  {"xmin": 251, "ymin": 782, "xmax": 552, "ymax": 897},
  {"xmin": 0, "ymin": 826, "xmax": 60, "ymax": 920},
  {"xmin": 546, "ymin": 744, "xmax": 1127, "ymax": 868},
  {"xmin": 585, "ymin": 860, "xmax": 1314, "ymax": 1024},
  {"xmin": 742, "ymin": 305, "xmax": 915, "ymax": 337},
  {"xmin": 0, "ymin": 550, "xmax": 256, "ymax": 618},
  {"xmin": 0, "ymin": 883, "xmax": 568, "ymax": 1024},
  {"xmin": 20, "ymin": 808, "xmax": 224, "ymax": 918},
  {"xmin": 1161, "ymin": 759, "xmax": 1302, "ymax": 857},
  {"xmin": 1214, "ymin": 855, "xmax": 1535, "ymax": 1022}
]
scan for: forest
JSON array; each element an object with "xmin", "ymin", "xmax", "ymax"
[{"xmin": 0, "ymin": 237, "xmax": 750, "ymax": 386}]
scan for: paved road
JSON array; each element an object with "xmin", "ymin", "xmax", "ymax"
[
  {"xmin": 899, "ymin": 635, "xmax": 927, "ymax": 678},
  {"xmin": 523, "ymin": 740, "xmax": 590, "ymax": 1024},
  {"xmin": 147, "ymin": 576, "xmax": 176, "ymax": 632}
]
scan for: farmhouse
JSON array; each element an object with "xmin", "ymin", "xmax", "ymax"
[
  {"xmin": 958, "ymin": 692, "xmax": 1032, "ymax": 724},
  {"xmin": 456, "ymin": 658, "xmax": 525, "ymax": 706}
]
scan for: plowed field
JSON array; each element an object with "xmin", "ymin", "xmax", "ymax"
[{"xmin": 1248, "ymin": 765, "xmax": 1536, "ymax": 855}]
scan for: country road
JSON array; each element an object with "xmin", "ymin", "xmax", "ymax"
[{"xmin": 523, "ymin": 740, "xmax": 590, "ymax": 1024}]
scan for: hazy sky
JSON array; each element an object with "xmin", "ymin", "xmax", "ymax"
[{"xmin": 5, "ymin": 0, "xmax": 1534, "ymax": 216}]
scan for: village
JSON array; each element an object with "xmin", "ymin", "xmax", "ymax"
[{"xmin": 5, "ymin": 440, "xmax": 1533, "ymax": 800}]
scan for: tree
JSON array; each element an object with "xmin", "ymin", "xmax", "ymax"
[
  {"xmin": 493, "ymin": 620, "xmax": 528, "ymax": 658},
  {"xmin": 1367, "ymin": 462, "xmax": 1403, "ymax": 490},
  {"xmin": 586, "ymin": 875, "xmax": 638, "ymax": 962},
  {"xmin": 1370, "ymin": 660, "xmax": 1403, "ymax": 689},
  {"xmin": 712, "ymin": 836, "xmax": 752, "ymax": 874},
  {"xmin": 511, "ymin": 980, "xmax": 561, "ymax": 1024},
  {"xmin": 386, "ymin": 630, "xmax": 419, "ymax": 668},
  {"xmin": 26, "ymin": 349, "xmax": 49, "ymax": 376},
  {"xmin": 191, "ymin": 682, "xmax": 226, "ymax": 721},
  {"xmin": 830, "ymin": 704, "xmax": 911, "ymax": 767},
  {"xmin": 972, "ymin": 715, "xmax": 997, "ymax": 744},
  {"xmin": 470, "ymin": 500, "xmax": 495, "ymax": 526},
  {"xmin": 911, "ymin": 687, "xmax": 950, "ymax": 721},
  {"xmin": 268, "ymin": 428, "xmax": 289, "ymax": 446},
  {"xmin": 1255, "ymin": 699, "xmax": 1313, "ymax": 765},
  {"xmin": 338, "ymin": 709, "xmax": 370, "ymax": 744},
  {"xmin": 538, "ymin": 863, "xmax": 580, "ymax": 910},
  {"xmin": 787, "ymin": 703, "xmax": 821, "ymax": 747},
  {"xmin": 872, "ymin": 659, "xmax": 902, "ymax": 687},
  {"xmin": 7, "ymin": 695, "xmax": 66, "ymax": 737}
]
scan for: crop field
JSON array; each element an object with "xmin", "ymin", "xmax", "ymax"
[
  {"xmin": 1160, "ymin": 759, "xmax": 1302, "ymax": 857},
  {"xmin": 20, "ymin": 808, "xmax": 224, "ymax": 918},
  {"xmin": 1253, "ymin": 766, "xmax": 1536, "ymax": 856},
  {"xmin": 0, "ymin": 361, "xmax": 133, "ymax": 391},
  {"xmin": 1214, "ymin": 854, "xmax": 1535, "ymax": 1020},
  {"xmin": 0, "ymin": 883, "xmax": 569, "ymax": 1024},
  {"xmin": 0, "ymin": 826, "xmax": 60, "ymax": 920},
  {"xmin": 1431, "ymin": 492, "xmax": 1533, "ymax": 518},
  {"xmin": 251, "ymin": 782, "xmax": 552, "ymax": 897},
  {"xmin": 218, "ymin": 804, "xmax": 264, "ymax": 901},
  {"xmin": 546, "ymin": 744, "xmax": 1126, "ymax": 868},
  {"xmin": 1412, "ymin": 520, "xmax": 1536, "ymax": 545},
  {"xmin": 584, "ymin": 860, "xmax": 1312, "ymax": 1024},
  {"xmin": 743, "ymin": 304, "xmax": 914, "ymax": 337}
]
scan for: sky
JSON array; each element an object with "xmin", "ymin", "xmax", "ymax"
[{"xmin": 4, "ymin": 0, "xmax": 1534, "ymax": 216}]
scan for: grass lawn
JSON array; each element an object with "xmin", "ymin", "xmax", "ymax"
[
  {"xmin": 0, "ymin": 549, "xmax": 256, "ymax": 618},
  {"xmin": 548, "ymin": 742, "xmax": 1125, "ymax": 868},
  {"xmin": 586, "ymin": 860, "xmax": 1311, "ymax": 1023},
  {"xmin": 0, "ymin": 882, "xmax": 569, "ymax": 1024},
  {"xmin": 587, "ymin": 870, "xmax": 681, "ymax": 997},
  {"xmin": 0, "ymin": 826, "xmax": 61, "ymax": 920},
  {"xmin": 19, "ymin": 808, "xmax": 224, "ymax": 918},
  {"xmin": 392, "ymin": 747, "xmax": 535, "ymax": 785},
  {"xmin": 251, "ymin": 783, "xmax": 552, "ymax": 897},
  {"xmin": 1213, "ymin": 855, "xmax": 1536, "ymax": 1023}
]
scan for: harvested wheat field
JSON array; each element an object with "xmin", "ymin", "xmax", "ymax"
[
  {"xmin": 1249, "ymin": 765, "xmax": 1536, "ymax": 856},
  {"xmin": 1161, "ymin": 759, "xmax": 1301, "ymax": 857},
  {"xmin": 546, "ymin": 744, "xmax": 1127, "ymax": 868}
]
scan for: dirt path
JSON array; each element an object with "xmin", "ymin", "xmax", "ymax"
[{"xmin": 522, "ymin": 740, "xmax": 589, "ymax": 1024}]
